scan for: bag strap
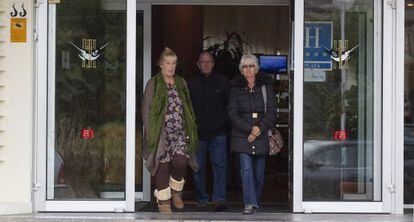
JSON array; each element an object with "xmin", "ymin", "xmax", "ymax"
[
  {"xmin": 262, "ymin": 84, "xmax": 277, "ymax": 137},
  {"xmin": 261, "ymin": 85, "xmax": 267, "ymax": 114}
]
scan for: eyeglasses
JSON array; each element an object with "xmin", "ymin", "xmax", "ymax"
[
  {"xmin": 199, "ymin": 61, "xmax": 214, "ymax": 64},
  {"xmin": 241, "ymin": 64, "xmax": 256, "ymax": 69}
]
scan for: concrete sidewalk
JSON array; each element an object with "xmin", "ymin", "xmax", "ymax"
[{"xmin": 0, "ymin": 212, "xmax": 412, "ymax": 222}]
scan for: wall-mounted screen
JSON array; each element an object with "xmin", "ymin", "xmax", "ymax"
[{"xmin": 259, "ymin": 55, "xmax": 287, "ymax": 73}]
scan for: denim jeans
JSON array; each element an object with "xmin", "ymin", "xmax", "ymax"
[
  {"xmin": 193, "ymin": 134, "xmax": 227, "ymax": 204},
  {"xmin": 239, "ymin": 153, "xmax": 266, "ymax": 208}
]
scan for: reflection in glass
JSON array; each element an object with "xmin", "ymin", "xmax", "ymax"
[
  {"xmin": 303, "ymin": 0, "xmax": 378, "ymax": 201},
  {"xmin": 404, "ymin": 1, "xmax": 414, "ymax": 205},
  {"xmin": 50, "ymin": 0, "xmax": 127, "ymax": 200},
  {"xmin": 135, "ymin": 12, "xmax": 144, "ymax": 193}
]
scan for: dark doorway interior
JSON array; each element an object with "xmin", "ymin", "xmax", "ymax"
[{"xmin": 139, "ymin": 4, "xmax": 292, "ymax": 213}]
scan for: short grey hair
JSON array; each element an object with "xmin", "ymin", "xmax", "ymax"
[{"xmin": 238, "ymin": 54, "xmax": 259, "ymax": 72}]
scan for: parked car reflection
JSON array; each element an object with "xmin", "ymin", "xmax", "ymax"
[
  {"xmin": 54, "ymin": 153, "xmax": 65, "ymax": 186},
  {"xmin": 404, "ymin": 124, "xmax": 414, "ymax": 204},
  {"xmin": 303, "ymin": 140, "xmax": 373, "ymax": 201}
]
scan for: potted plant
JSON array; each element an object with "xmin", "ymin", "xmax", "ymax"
[{"xmin": 204, "ymin": 31, "xmax": 251, "ymax": 79}]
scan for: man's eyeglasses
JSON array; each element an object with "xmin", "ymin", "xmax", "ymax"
[{"xmin": 241, "ymin": 64, "xmax": 256, "ymax": 69}]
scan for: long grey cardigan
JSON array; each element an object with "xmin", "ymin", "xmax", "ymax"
[{"xmin": 141, "ymin": 77, "xmax": 198, "ymax": 176}]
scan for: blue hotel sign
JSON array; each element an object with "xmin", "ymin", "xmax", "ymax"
[{"xmin": 304, "ymin": 22, "xmax": 333, "ymax": 70}]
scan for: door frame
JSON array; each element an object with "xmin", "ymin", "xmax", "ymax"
[
  {"xmin": 33, "ymin": 0, "xmax": 404, "ymax": 214},
  {"xmin": 139, "ymin": 2, "xmax": 152, "ymax": 202},
  {"xmin": 34, "ymin": 0, "xmax": 136, "ymax": 212},
  {"xmin": 292, "ymin": 0, "xmax": 404, "ymax": 214},
  {"xmin": 137, "ymin": 0, "xmax": 292, "ymax": 203},
  {"xmin": 140, "ymin": 0, "xmax": 403, "ymax": 214}
]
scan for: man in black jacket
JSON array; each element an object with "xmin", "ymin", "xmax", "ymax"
[{"xmin": 188, "ymin": 51, "xmax": 229, "ymax": 211}]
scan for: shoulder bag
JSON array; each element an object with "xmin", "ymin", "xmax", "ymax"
[{"xmin": 261, "ymin": 85, "xmax": 284, "ymax": 156}]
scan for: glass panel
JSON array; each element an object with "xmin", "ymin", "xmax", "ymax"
[
  {"xmin": 303, "ymin": 0, "xmax": 377, "ymax": 201},
  {"xmin": 405, "ymin": 1, "xmax": 414, "ymax": 205},
  {"xmin": 135, "ymin": 11, "xmax": 144, "ymax": 192},
  {"xmin": 49, "ymin": 0, "xmax": 127, "ymax": 200}
]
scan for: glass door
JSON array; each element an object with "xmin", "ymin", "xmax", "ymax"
[
  {"xmin": 404, "ymin": 0, "xmax": 414, "ymax": 210},
  {"xmin": 137, "ymin": 2, "xmax": 151, "ymax": 202},
  {"xmin": 39, "ymin": 0, "xmax": 136, "ymax": 212},
  {"xmin": 293, "ymin": 0, "xmax": 391, "ymax": 213}
]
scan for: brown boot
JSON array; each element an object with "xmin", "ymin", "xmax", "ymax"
[
  {"xmin": 169, "ymin": 177, "xmax": 185, "ymax": 209},
  {"xmin": 171, "ymin": 189, "xmax": 184, "ymax": 209},
  {"xmin": 154, "ymin": 187, "xmax": 172, "ymax": 213},
  {"xmin": 157, "ymin": 200, "xmax": 172, "ymax": 213}
]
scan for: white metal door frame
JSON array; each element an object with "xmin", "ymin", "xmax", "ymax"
[
  {"xmin": 292, "ymin": 0, "xmax": 304, "ymax": 213},
  {"xmin": 33, "ymin": 0, "xmax": 405, "ymax": 214},
  {"xmin": 34, "ymin": 0, "xmax": 136, "ymax": 212},
  {"xmin": 387, "ymin": 0, "xmax": 404, "ymax": 214},
  {"xmin": 137, "ymin": 0, "xmax": 290, "ymax": 5},
  {"xmin": 33, "ymin": 0, "xmax": 48, "ymax": 212},
  {"xmin": 293, "ymin": 0, "xmax": 403, "ymax": 214}
]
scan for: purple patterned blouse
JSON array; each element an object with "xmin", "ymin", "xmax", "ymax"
[{"xmin": 160, "ymin": 84, "xmax": 189, "ymax": 163}]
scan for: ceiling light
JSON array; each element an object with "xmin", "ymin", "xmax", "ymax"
[{"xmin": 408, "ymin": 3, "xmax": 414, "ymax": 7}]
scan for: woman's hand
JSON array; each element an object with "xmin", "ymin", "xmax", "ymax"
[
  {"xmin": 248, "ymin": 133, "xmax": 257, "ymax": 143},
  {"xmin": 251, "ymin": 126, "xmax": 261, "ymax": 137}
]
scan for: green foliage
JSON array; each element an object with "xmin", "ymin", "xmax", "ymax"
[
  {"xmin": 204, "ymin": 31, "xmax": 251, "ymax": 79},
  {"xmin": 303, "ymin": 11, "xmax": 372, "ymax": 141},
  {"xmin": 55, "ymin": 0, "xmax": 127, "ymax": 125}
]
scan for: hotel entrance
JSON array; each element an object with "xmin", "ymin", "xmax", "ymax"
[
  {"xmin": 34, "ymin": 0, "xmax": 400, "ymax": 213},
  {"xmin": 137, "ymin": 3, "xmax": 292, "ymax": 212}
]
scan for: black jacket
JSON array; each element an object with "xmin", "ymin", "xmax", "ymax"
[
  {"xmin": 188, "ymin": 72, "xmax": 230, "ymax": 140},
  {"xmin": 228, "ymin": 74, "xmax": 277, "ymax": 155}
]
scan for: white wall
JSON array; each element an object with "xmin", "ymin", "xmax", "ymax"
[{"xmin": 0, "ymin": 0, "xmax": 33, "ymax": 215}]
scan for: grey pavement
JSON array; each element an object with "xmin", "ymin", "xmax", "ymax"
[{"xmin": 0, "ymin": 212, "xmax": 412, "ymax": 222}]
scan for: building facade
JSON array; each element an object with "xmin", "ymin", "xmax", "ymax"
[{"xmin": 0, "ymin": 0, "xmax": 406, "ymax": 215}]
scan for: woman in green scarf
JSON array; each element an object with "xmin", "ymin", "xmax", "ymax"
[{"xmin": 141, "ymin": 47, "xmax": 198, "ymax": 213}]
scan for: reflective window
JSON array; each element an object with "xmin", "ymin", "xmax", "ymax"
[
  {"xmin": 303, "ymin": 0, "xmax": 378, "ymax": 201},
  {"xmin": 405, "ymin": 0, "xmax": 414, "ymax": 205},
  {"xmin": 136, "ymin": 12, "xmax": 144, "ymax": 193},
  {"xmin": 48, "ymin": 0, "xmax": 129, "ymax": 200}
]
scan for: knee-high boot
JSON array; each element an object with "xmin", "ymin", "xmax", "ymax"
[
  {"xmin": 154, "ymin": 187, "xmax": 172, "ymax": 213},
  {"xmin": 169, "ymin": 177, "xmax": 185, "ymax": 209}
]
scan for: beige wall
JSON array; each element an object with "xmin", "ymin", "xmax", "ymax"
[
  {"xmin": 203, "ymin": 5, "xmax": 290, "ymax": 55},
  {"xmin": 0, "ymin": 0, "xmax": 33, "ymax": 215}
]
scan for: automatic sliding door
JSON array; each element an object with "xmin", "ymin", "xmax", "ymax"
[
  {"xmin": 42, "ymin": 0, "xmax": 136, "ymax": 211},
  {"xmin": 135, "ymin": 9, "xmax": 145, "ymax": 199},
  {"xmin": 294, "ymin": 0, "xmax": 389, "ymax": 213},
  {"xmin": 302, "ymin": 0, "xmax": 378, "ymax": 201}
]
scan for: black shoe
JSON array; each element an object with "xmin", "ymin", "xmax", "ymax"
[
  {"xmin": 213, "ymin": 201, "xmax": 226, "ymax": 212},
  {"xmin": 243, "ymin": 205, "xmax": 254, "ymax": 214},
  {"xmin": 196, "ymin": 202, "xmax": 208, "ymax": 211}
]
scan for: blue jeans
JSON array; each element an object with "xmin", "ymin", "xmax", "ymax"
[
  {"xmin": 239, "ymin": 153, "xmax": 266, "ymax": 208},
  {"xmin": 193, "ymin": 134, "xmax": 227, "ymax": 203}
]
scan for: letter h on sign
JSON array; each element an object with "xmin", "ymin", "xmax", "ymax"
[{"xmin": 305, "ymin": 26, "xmax": 321, "ymax": 49}]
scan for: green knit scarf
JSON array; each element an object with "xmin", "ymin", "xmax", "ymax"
[{"xmin": 148, "ymin": 73, "xmax": 198, "ymax": 154}]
